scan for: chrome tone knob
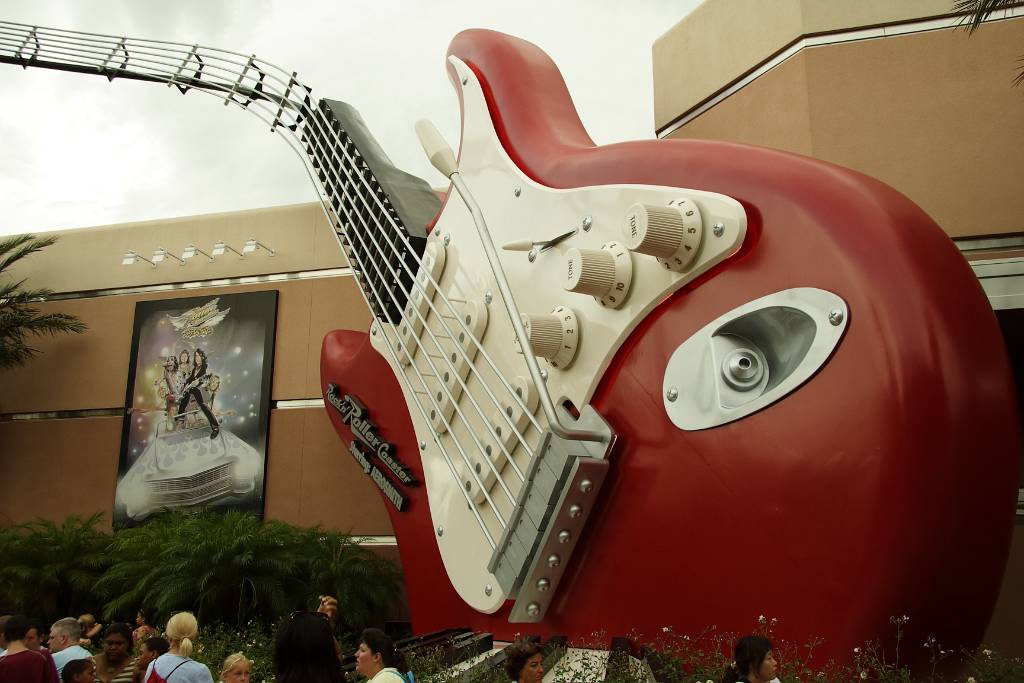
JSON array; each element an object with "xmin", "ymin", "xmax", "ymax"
[
  {"xmin": 547, "ymin": 554, "xmax": 561, "ymax": 568},
  {"xmin": 522, "ymin": 306, "xmax": 579, "ymax": 369},
  {"xmin": 526, "ymin": 602, "xmax": 541, "ymax": 617},
  {"xmin": 558, "ymin": 529, "xmax": 572, "ymax": 544},
  {"xmin": 579, "ymin": 479, "xmax": 593, "ymax": 494},
  {"xmin": 622, "ymin": 200, "xmax": 703, "ymax": 271},
  {"xmin": 536, "ymin": 578, "xmax": 551, "ymax": 592},
  {"xmin": 568, "ymin": 504, "xmax": 583, "ymax": 518}
]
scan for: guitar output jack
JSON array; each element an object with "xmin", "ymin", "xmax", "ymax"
[{"xmin": 721, "ymin": 348, "xmax": 765, "ymax": 391}]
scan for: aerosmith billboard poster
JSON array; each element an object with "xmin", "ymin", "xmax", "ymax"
[{"xmin": 114, "ymin": 291, "xmax": 278, "ymax": 528}]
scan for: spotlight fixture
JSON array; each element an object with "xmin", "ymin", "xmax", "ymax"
[
  {"xmin": 211, "ymin": 241, "xmax": 245, "ymax": 258},
  {"xmin": 152, "ymin": 247, "xmax": 185, "ymax": 266},
  {"xmin": 122, "ymin": 250, "xmax": 155, "ymax": 267},
  {"xmin": 243, "ymin": 238, "xmax": 275, "ymax": 256},
  {"xmin": 181, "ymin": 244, "xmax": 214, "ymax": 262}
]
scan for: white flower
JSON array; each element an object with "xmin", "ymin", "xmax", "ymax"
[
  {"xmin": 983, "ymin": 649, "xmax": 992, "ymax": 657},
  {"xmin": 967, "ymin": 677, "xmax": 977, "ymax": 683},
  {"xmin": 662, "ymin": 626, "xmax": 671, "ymax": 633},
  {"xmin": 860, "ymin": 671, "xmax": 868, "ymax": 679},
  {"xmin": 758, "ymin": 615, "xmax": 767, "ymax": 624},
  {"xmin": 853, "ymin": 647, "xmax": 860, "ymax": 653}
]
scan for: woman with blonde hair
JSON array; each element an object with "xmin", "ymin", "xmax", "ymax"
[
  {"xmin": 219, "ymin": 653, "xmax": 251, "ymax": 683},
  {"xmin": 143, "ymin": 612, "xmax": 213, "ymax": 683}
]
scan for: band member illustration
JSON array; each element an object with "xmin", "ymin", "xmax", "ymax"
[
  {"xmin": 175, "ymin": 347, "xmax": 220, "ymax": 438},
  {"xmin": 154, "ymin": 355, "xmax": 180, "ymax": 431}
]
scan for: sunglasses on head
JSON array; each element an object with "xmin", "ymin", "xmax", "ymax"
[{"xmin": 288, "ymin": 610, "xmax": 330, "ymax": 622}]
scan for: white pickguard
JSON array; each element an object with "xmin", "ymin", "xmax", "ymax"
[{"xmin": 369, "ymin": 57, "xmax": 746, "ymax": 613}]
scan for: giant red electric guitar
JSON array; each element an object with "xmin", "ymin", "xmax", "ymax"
[{"xmin": 2, "ymin": 21, "xmax": 1018, "ymax": 662}]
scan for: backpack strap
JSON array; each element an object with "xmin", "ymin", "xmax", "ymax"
[{"xmin": 164, "ymin": 659, "xmax": 190, "ymax": 681}]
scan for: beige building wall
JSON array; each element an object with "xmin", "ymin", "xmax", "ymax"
[
  {"xmin": 655, "ymin": 8, "xmax": 1024, "ymax": 237},
  {"xmin": 0, "ymin": 202, "xmax": 393, "ymax": 536}
]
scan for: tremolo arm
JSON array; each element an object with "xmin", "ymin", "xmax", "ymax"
[{"xmin": 416, "ymin": 120, "xmax": 615, "ymax": 621}]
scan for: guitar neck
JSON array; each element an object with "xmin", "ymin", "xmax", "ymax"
[{"xmin": 0, "ymin": 20, "xmax": 434, "ymax": 321}]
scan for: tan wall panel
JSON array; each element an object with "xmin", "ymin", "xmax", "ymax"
[
  {"xmin": 983, "ymin": 522, "xmax": 1024, "ymax": 657},
  {"xmin": 0, "ymin": 417, "xmax": 122, "ymax": 530},
  {"xmin": 668, "ymin": 20, "xmax": 1024, "ymax": 237},
  {"xmin": 292, "ymin": 408, "xmax": 394, "ymax": 534},
  {"xmin": 666, "ymin": 53, "xmax": 814, "ymax": 155},
  {"xmin": 6, "ymin": 203, "xmax": 347, "ymax": 295},
  {"xmin": 0, "ymin": 276, "xmax": 370, "ymax": 414},
  {"xmin": 803, "ymin": 20, "xmax": 1024, "ymax": 236},
  {"xmin": 305, "ymin": 277, "xmax": 374, "ymax": 391},
  {"xmin": 654, "ymin": 0, "xmax": 958, "ymax": 129},
  {"xmin": 0, "ymin": 408, "xmax": 392, "ymax": 536}
]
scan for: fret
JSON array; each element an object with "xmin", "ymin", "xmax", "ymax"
[
  {"xmin": 169, "ymin": 44, "xmax": 199, "ymax": 93},
  {"xmin": 225, "ymin": 53, "xmax": 254, "ymax": 106},
  {"xmin": 99, "ymin": 36, "xmax": 127, "ymax": 76},
  {"xmin": 271, "ymin": 73, "xmax": 297, "ymax": 132},
  {"xmin": 14, "ymin": 26, "xmax": 37, "ymax": 65}
]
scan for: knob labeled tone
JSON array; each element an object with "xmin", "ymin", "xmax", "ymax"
[
  {"xmin": 522, "ymin": 306, "xmax": 579, "ymax": 369},
  {"xmin": 622, "ymin": 199, "xmax": 703, "ymax": 271},
  {"xmin": 563, "ymin": 242, "xmax": 633, "ymax": 308}
]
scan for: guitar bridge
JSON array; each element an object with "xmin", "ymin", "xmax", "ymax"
[{"xmin": 487, "ymin": 404, "xmax": 613, "ymax": 622}]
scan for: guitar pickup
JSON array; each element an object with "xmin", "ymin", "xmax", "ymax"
[
  {"xmin": 422, "ymin": 300, "xmax": 488, "ymax": 435},
  {"xmin": 462, "ymin": 376, "xmax": 540, "ymax": 505},
  {"xmin": 398, "ymin": 237, "xmax": 447, "ymax": 365}
]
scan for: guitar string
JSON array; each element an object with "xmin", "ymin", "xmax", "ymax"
[
  {"xmin": 0, "ymin": 26, "xmax": 549, "ymax": 462},
  {"xmin": 0, "ymin": 26, "xmax": 546, "ymax": 544}
]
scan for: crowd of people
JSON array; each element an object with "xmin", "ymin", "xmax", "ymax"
[
  {"xmin": 0, "ymin": 597, "xmax": 420, "ymax": 683},
  {"xmin": 0, "ymin": 601, "xmax": 780, "ymax": 683}
]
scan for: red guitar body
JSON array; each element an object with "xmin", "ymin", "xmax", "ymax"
[{"xmin": 321, "ymin": 29, "xmax": 1019, "ymax": 663}]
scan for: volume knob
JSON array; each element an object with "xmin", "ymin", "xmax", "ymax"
[
  {"xmin": 622, "ymin": 200, "xmax": 703, "ymax": 271},
  {"xmin": 522, "ymin": 306, "xmax": 579, "ymax": 369},
  {"xmin": 564, "ymin": 242, "xmax": 633, "ymax": 308}
]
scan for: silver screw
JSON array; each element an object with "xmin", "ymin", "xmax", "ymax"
[
  {"xmin": 461, "ymin": 76, "xmax": 468, "ymax": 85},
  {"xmin": 371, "ymin": 325, "xmax": 377, "ymax": 337},
  {"xmin": 568, "ymin": 504, "xmax": 583, "ymax": 519},
  {"xmin": 419, "ymin": 441, "xmax": 426, "ymax": 451},
  {"xmin": 526, "ymin": 603, "xmax": 541, "ymax": 617},
  {"xmin": 436, "ymin": 526, "xmax": 444, "ymax": 537},
  {"xmin": 666, "ymin": 386, "xmax": 679, "ymax": 402},
  {"xmin": 484, "ymin": 290, "xmax": 493, "ymax": 305},
  {"xmin": 547, "ymin": 554, "xmax": 561, "ymax": 568},
  {"xmin": 557, "ymin": 529, "xmax": 572, "ymax": 544},
  {"xmin": 443, "ymin": 234, "xmax": 451, "ymax": 247},
  {"xmin": 484, "ymin": 584, "xmax": 492, "ymax": 596},
  {"xmin": 713, "ymin": 222, "xmax": 725, "ymax": 237},
  {"xmin": 536, "ymin": 578, "xmax": 551, "ymax": 592},
  {"xmin": 540, "ymin": 369, "xmax": 548, "ymax": 382},
  {"xmin": 528, "ymin": 248, "xmax": 538, "ymax": 263},
  {"xmin": 829, "ymin": 309, "xmax": 845, "ymax": 326},
  {"xmin": 579, "ymin": 479, "xmax": 593, "ymax": 494},
  {"xmin": 581, "ymin": 216, "xmax": 593, "ymax": 231},
  {"xmin": 514, "ymin": 187, "xmax": 521, "ymax": 197}
]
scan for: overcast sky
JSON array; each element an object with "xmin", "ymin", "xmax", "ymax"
[{"xmin": 0, "ymin": 1, "xmax": 700, "ymax": 237}]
